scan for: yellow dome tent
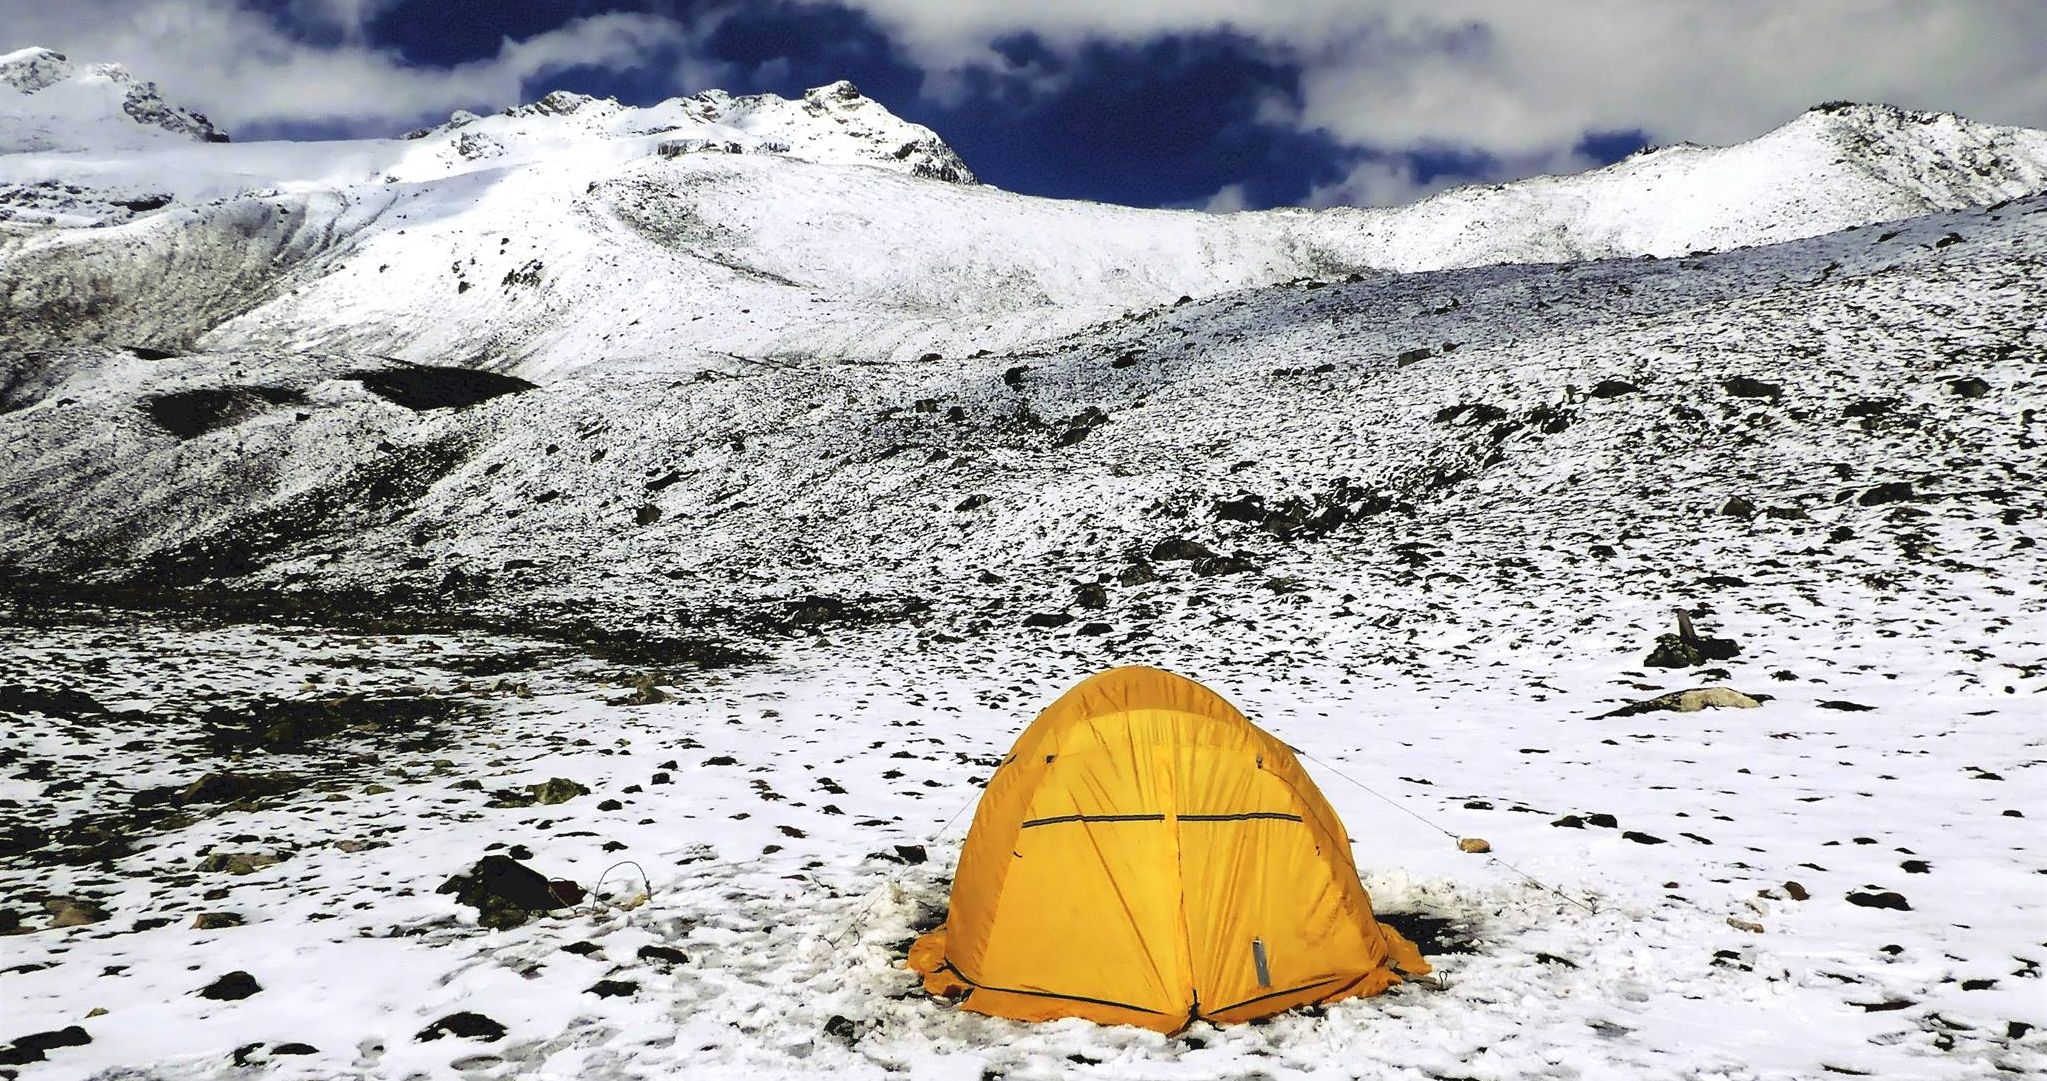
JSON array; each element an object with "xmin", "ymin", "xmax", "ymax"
[{"xmin": 908, "ymin": 666, "xmax": 1429, "ymax": 1032}]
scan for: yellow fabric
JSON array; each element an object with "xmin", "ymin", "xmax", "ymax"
[{"xmin": 909, "ymin": 666, "xmax": 1429, "ymax": 1033}]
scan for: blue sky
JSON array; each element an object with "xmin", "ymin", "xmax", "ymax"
[{"xmin": 13, "ymin": 1, "xmax": 2047, "ymax": 211}]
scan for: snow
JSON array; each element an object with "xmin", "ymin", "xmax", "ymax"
[
  {"xmin": 1, "ymin": 46, "xmax": 2044, "ymax": 1081},
  {"xmin": 0, "ymin": 46, "xmax": 226, "ymax": 154},
  {"xmin": 6, "ymin": 62, "xmax": 2046, "ymax": 372}
]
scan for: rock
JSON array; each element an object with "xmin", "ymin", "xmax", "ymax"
[
  {"xmin": 1846, "ymin": 890, "xmax": 1911, "ymax": 911},
  {"xmin": 1593, "ymin": 686, "xmax": 1761, "ymax": 719},
  {"xmin": 1622, "ymin": 831, "xmax": 1666, "ymax": 845},
  {"xmin": 437, "ymin": 855, "xmax": 576, "ymax": 929},
  {"xmin": 198, "ymin": 971, "xmax": 262, "ymax": 1001},
  {"xmin": 1643, "ymin": 618, "xmax": 1740, "ymax": 667},
  {"xmin": 1726, "ymin": 917, "xmax": 1766, "ymax": 934},
  {"xmin": 585, "ymin": 979, "xmax": 637, "ymax": 998},
  {"xmin": 954, "ymin": 494, "xmax": 990, "ymax": 512},
  {"xmin": 1022, "ymin": 612, "xmax": 1073, "ymax": 628},
  {"xmin": 1457, "ymin": 837, "xmax": 1491, "ymax": 854},
  {"xmin": 893, "ymin": 844, "xmax": 927, "ymax": 864},
  {"xmin": 1552, "ymin": 815, "xmax": 1585, "ymax": 828},
  {"xmin": 1117, "ymin": 560, "xmax": 1158, "ymax": 586},
  {"xmin": 1435, "ymin": 402, "xmax": 1508, "ymax": 425},
  {"xmin": 12, "ymin": 1027, "xmax": 90, "ymax": 1055},
  {"xmin": 417, "ymin": 1012, "xmax": 506, "ymax": 1042},
  {"xmin": 823, "ymin": 1014, "xmax": 858, "ymax": 1042},
  {"xmin": 628, "ymin": 674, "xmax": 667, "ymax": 705},
  {"xmin": 273, "ymin": 1043, "xmax": 316, "ymax": 1055},
  {"xmin": 1857, "ymin": 482, "xmax": 1913, "ymax": 506},
  {"xmin": 1588, "ymin": 378, "xmax": 1639, "ymax": 398},
  {"xmin": 637, "ymin": 944, "xmax": 688, "ymax": 966},
  {"xmin": 1722, "ymin": 376, "xmax": 1782, "ymax": 399},
  {"xmin": 531, "ymin": 777, "xmax": 589, "ymax": 805},
  {"xmin": 1149, "ymin": 536, "xmax": 1217, "ymax": 562},
  {"xmin": 192, "ymin": 912, "xmax": 244, "ymax": 930},
  {"xmin": 43, "ymin": 897, "xmax": 110, "ymax": 927},
  {"xmin": 0, "ymin": 824, "xmax": 47, "ymax": 858},
  {"xmin": 173, "ymin": 771, "xmax": 301, "ymax": 805},
  {"xmin": 1818, "ymin": 700, "xmax": 1875, "ymax": 712},
  {"xmin": 1783, "ymin": 880, "xmax": 1810, "ymax": 901},
  {"xmin": 0, "ymin": 684, "xmax": 103, "ymax": 718},
  {"xmin": 1073, "ymin": 583, "xmax": 1108, "ymax": 609},
  {"xmin": 1194, "ymin": 552, "xmax": 1260, "ymax": 577},
  {"xmin": 597, "ymin": 798, "xmax": 623, "ymax": 811},
  {"xmin": 1947, "ymin": 376, "xmax": 1990, "ymax": 398},
  {"xmin": 199, "ymin": 852, "xmax": 283, "ymax": 875},
  {"xmin": 635, "ymin": 504, "xmax": 662, "ymax": 526},
  {"xmin": 1717, "ymin": 495, "xmax": 1756, "ymax": 519}
]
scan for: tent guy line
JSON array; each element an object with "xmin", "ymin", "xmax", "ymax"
[{"xmin": 1290, "ymin": 745, "xmax": 1603, "ymax": 916}]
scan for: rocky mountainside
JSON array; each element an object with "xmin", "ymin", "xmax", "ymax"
[{"xmin": 0, "ymin": 47, "xmax": 228, "ymax": 153}]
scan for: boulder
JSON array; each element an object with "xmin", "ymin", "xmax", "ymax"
[
  {"xmin": 1722, "ymin": 376, "xmax": 1782, "ymax": 399},
  {"xmin": 437, "ymin": 855, "xmax": 577, "ymax": 929},
  {"xmin": 174, "ymin": 771, "xmax": 301, "ymax": 805},
  {"xmin": 1149, "ymin": 536, "xmax": 1217, "ymax": 562},
  {"xmin": 198, "ymin": 971, "xmax": 262, "ymax": 1001},
  {"xmin": 1594, "ymin": 686, "xmax": 1762, "ymax": 719},
  {"xmin": 198, "ymin": 852, "xmax": 283, "ymax": 875},
  {"xmin": 417, "ymin": 1012, "xmax": 506, "ymax": 1042},
  {"xmin": 43, "ymin": 897, "xmax": 109, "ymax": 928}
]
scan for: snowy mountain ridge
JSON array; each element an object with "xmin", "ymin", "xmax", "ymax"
[
  {"xmin": 402, "ymin": 79, "xmax": 975, "ymax": 185},
  {"xmin": 0, "ymin": 46, "xmax": 229, "ymax": 153},
  {"xmin": 2, "ymin": 49, "xmax": 2045, "ymax": 378},
  {"xmin": 1321, "ymin": 100, "xmax": 2047, "ymax": 270}
]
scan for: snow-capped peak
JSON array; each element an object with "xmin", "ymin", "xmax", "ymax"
[
  {"xmin": 0, "ymin": 45, "xmax": 227, "ymax": 153},
  {"xmin": 388, "ymin": 78, "xmax": 974, "ymax": 184}
]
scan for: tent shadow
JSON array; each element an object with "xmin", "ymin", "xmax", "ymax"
[{"xmin": 1374, "ymin": 911, "xmax": 1480, "ymax": 956}]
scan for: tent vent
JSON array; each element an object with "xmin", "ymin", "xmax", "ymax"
[{"xmin": 1252, "ymin": 938, "xmax": 1271, "ymax": 988}]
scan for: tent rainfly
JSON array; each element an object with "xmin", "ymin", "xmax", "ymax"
[{"xmin": 909, "ymin": 666, "xmax": 1428, "ymax": 1032}]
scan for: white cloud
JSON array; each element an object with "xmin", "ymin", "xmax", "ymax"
[
  {"xmin": 837, "ymin": 0, "xmax": 2047, "ymax": 197},
  {"xmin": 1296, "ymin": 144, "xmax": 1602, "ymax": 210},
  {"xmin": 5, "ymin": 0, "xmax": 727, "ymax": 133},
  {"xmin": 1196, "ymin": 182, "xmax": 1251, "ymax": 213}
]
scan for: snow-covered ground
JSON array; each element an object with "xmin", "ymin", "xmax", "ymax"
[
  {"xmin": 2, "ymin": 46, "xmax": 2044, "ymax": 1081},
  {"xmin": 1, "ymin": 586, "xmax": 2039, "ymax": 1079}
]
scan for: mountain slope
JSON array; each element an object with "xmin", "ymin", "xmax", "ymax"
[
  {"xmin": 4, "ymin": 53, "xmax": 2046, "ymax": 375},
  {"xmin": 0, "ymin": 46, "xmax": 227, "ymax": 153}
]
